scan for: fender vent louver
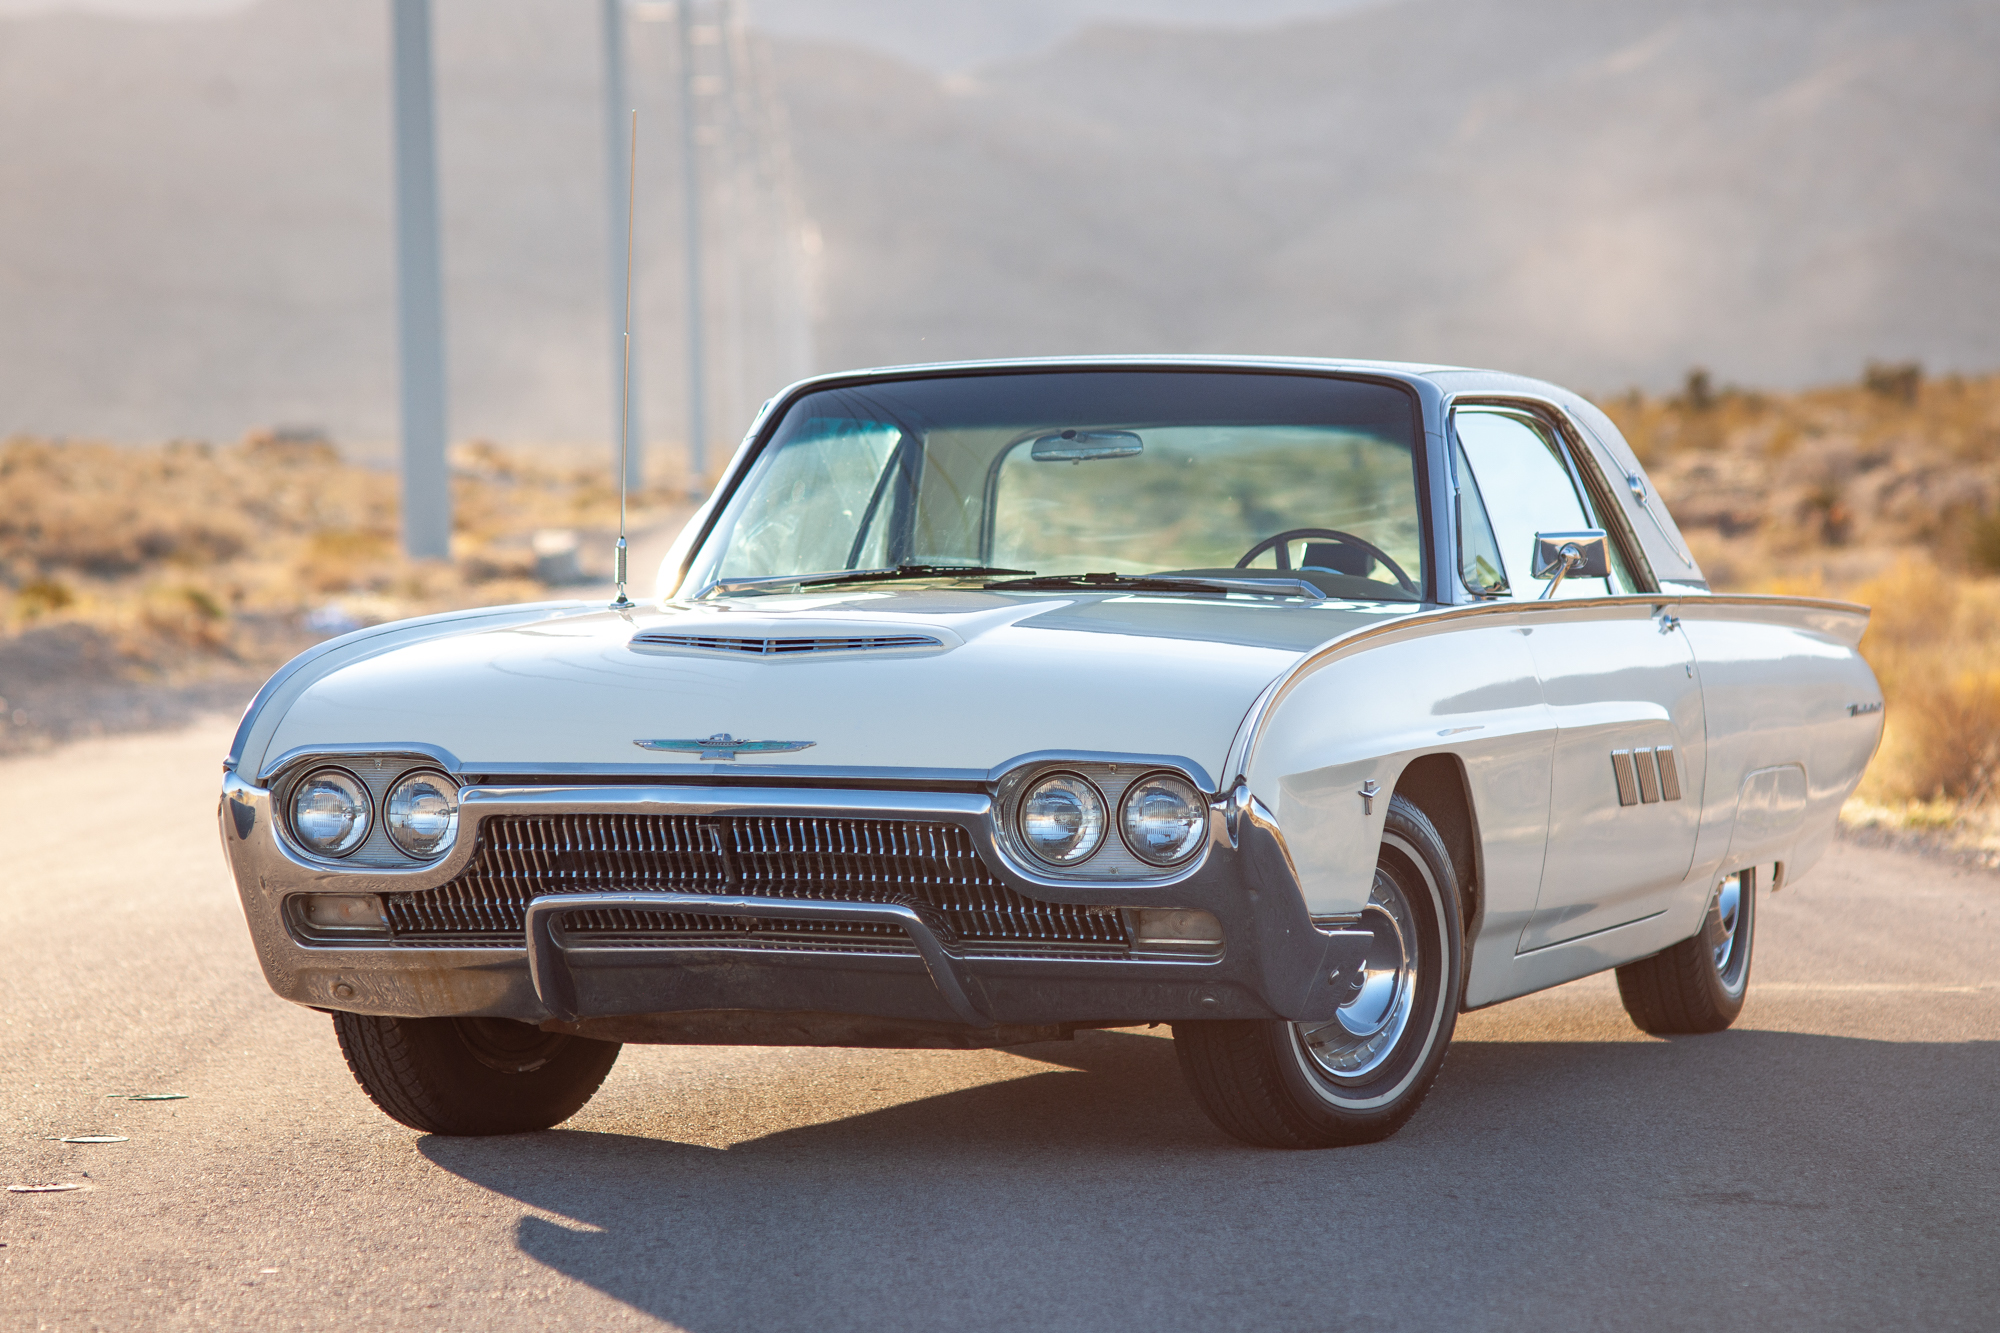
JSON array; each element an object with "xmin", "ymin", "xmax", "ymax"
[
  {"xmin": 630, "ymin": 632, "xmax": 942, "ymax": 655},
  {"xmin": 1612, "ymin": 747, "xmax": 1681, "ymax": 806}
]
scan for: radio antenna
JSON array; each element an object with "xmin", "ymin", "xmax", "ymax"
[{"xmin": 611, "ymin": 107, "xmax": 638, "ymax": 611}]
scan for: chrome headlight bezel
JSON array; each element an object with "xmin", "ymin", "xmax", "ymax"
[
  {"xmin": 383, "ymin": 769, "xmax": 460, "ymax": 859},
  {"xmin": 991, "ymin": 754, "xmax": 1217, "ymax": 883},
  {"xmin": 1116, "ymin": 770, "xmax": 1209, "ymax": 867},
  {"xmin": 286, "ymin": 766, "xmax": 374, "ymax": 859}
]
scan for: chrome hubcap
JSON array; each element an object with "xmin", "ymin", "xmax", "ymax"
[
  {"xmin": 1296, "ymin": 872, "xmax": 1418, "ymax": 1081},
  {"xmin": 1709, "ymin": 872, "xmax": 1751, "ymax": 994},
  {"xmin": 1711, "ymin": 876, "xmax": 1742, "ymax": 976}
]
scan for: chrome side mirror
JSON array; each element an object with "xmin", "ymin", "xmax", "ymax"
[{"xmin": 1532, "ymin": 530, "xmax": 1609, "ymax": 599}]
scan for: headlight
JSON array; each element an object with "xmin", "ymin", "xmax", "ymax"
[
  {"xmin": 385, "ymin": 770, "xmax": 459, "ymax": 858},
  {"xmin": 1018, "ymin": 773, "xmax": 1107, "ymax": 866},
  {"xmin": 1118, "ymin": 772, "xmax": 1207, "ymax": 866},
  {"xmin": 290, "ymin": 768, "xmax": 371, "ymax": 858}
]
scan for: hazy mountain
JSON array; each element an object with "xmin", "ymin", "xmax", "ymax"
[
  {"xmin": 742, "ymin": 0, "xmax": 1389, "ymax": 72},
  {"xmin": 0, "ymin": 0, "xmax": 1393, "ymax": 70},
  {"xmin": 0, "ymin": 0, "xmax": 1993, "ymax": 453},
  {"xmin": 780, "ymin": 0, "xmax": 2000, "ymax": 391}
]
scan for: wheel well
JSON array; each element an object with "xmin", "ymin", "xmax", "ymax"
[{"xmin": 1393, "ymin": 754, "xmax": 1480, "ymax": 932}]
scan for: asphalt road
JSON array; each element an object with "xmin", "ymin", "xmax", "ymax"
[{"xmin": 3, "ymin": 720, "xmax": 1996, "ymax": 1332}]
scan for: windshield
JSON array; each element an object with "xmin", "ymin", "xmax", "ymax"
[{"xmin": 681, "ymin": 370, "xmax": 1426, "ymax": 602}]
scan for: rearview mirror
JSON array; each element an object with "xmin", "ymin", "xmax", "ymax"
[
  {"xmin": 1031, "ymin": 429, "xmax": 1143, "ymax": 462},
  {"xmin": 1532, "ymin": 529, "xmax": 1609, "ymax": 598}
]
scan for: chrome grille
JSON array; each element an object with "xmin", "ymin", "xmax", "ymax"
[
  {"xmin": 629, "ymin": 632, "xmax": 942, "ymax": 655},
  {"xmin": 385, "ymin": 814, "xmax": 1131, "ymax": 957}
]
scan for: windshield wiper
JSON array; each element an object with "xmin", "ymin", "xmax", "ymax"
[
  {"xmin": 983, "ymin": 572, "xmax": 1326, "ymax": 602},
  {"xmin": 697, "ymin": 564, "xmax": 1034, "ymax": 599}
]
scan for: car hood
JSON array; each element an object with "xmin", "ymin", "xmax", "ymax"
[{"xmin": 257, "ymin": 589, "xmax": 1421, "ymax": 784}]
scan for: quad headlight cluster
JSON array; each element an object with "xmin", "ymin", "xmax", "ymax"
[
  {"xmin": 1016, "ymin": 769, "xmax": 1208, "ymax": 871},
  {"xmin": 286, "ymin": 765, "xmax": 459, "ymax": 861}
]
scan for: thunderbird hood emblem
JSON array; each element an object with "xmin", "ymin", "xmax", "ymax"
[{"xmin": 634, "ymin": 733, "xmax": 817, "ymax": 761}]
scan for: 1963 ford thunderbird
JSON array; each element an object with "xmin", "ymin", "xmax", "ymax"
[{"xmin": 220, "ymin": 358, "xmax": 1883, "ymax": 1148}]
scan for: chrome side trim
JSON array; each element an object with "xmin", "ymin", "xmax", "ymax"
[
  {"xmin": 1239, "ymin": 792, "xmax": 1301, "ymax": 901},
  {"xmin": 525, "ymin": 892, "xmax": 991, "ymax": 1027},
  {"xmin": 1621, "ymin": 467, "xmax": 1697, "ymax": 570},
  {"xmin": 1221, "ymin": 591, "xmax": 1870, "ymax": 785}
]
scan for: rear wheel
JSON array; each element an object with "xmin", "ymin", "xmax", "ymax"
[
  {"xmin": 332, "ymin": 1012, "xmax": 621, "ymax": 1135},
  {"xmin": 1615, "ymin": 869, "xmax": 1755, "ymax": 1035},
  {"xmin": 1174, "ymin": 794, "xmax": 1462, "ymax": 1148}
]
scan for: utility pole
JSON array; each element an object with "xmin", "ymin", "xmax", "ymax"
[
  {"xmin": 677, "ymin": 0, "xmax": 708, "ymax": 497},
  {"xmin": 601, "ymin": 0, "xmax": 643, "ymax": 493},
  {"xmin": 389, "ymin": 0, "xmax": 451, "ymax": 560}
]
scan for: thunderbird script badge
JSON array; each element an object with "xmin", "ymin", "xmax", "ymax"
[{"xmin": 634, "ymin": 733, "xmax": 817, "ymax": 761}]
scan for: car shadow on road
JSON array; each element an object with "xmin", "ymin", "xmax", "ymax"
[{"xmin": 418, "ymin": 1026, "xmax": 2000, "ymax": 1332}]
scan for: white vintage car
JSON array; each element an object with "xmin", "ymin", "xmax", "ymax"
[{"xmin": 221, "ymin": 358, "xmax": 1883, "ymax": 1148}]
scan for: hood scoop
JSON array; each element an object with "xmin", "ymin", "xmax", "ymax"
[{"xmin": 629, "ymin": 628, "xmax": 946, "ymax": 657}]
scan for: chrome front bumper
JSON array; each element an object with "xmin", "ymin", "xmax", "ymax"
[{"xmin": 220, "ymin": 771, "xmax": 1367, "ymax": 1036}]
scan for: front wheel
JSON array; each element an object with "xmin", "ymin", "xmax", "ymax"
[
  {"xmin": 1174, "ymin": 794, "xmax": 1463, "ymax": 1148},
  {"xmin": 333, "ymin": 1012, "xmax": 621, "ymax": 1135},
  {"xmin": 1615, "ymin": 869, "xmax": 1755, "ymax": 1035}
]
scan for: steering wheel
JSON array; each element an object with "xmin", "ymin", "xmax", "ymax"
[{"xmin": 1235, "ymin": 527, "xmax": 1419, "ymax": 596}]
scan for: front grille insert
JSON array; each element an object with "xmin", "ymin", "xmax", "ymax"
[
  {"xmin": 384, "ymin": 814, "xmax": 1131, "ymax": 958},
  {"xmin": 629, "ymin": 632, "xmax": 942, "ymax": 655}
]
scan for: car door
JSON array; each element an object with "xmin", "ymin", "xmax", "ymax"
[{"xmin": 1453, "ymin": 405, "xmax": 1706, "ymax": 951}]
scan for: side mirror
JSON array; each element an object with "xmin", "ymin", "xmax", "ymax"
[{"xmin": 1532, "ymin": 530, "xmax": 1609, "ymax": 599}]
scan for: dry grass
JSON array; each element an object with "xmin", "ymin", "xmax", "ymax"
[
  {"xmin": 1606, "ymin": 367, "xmax": 2000, "ymax": 853},
  {"xmin": 8, "ymin": 371, "xmax": 2000, "ymax": 816},
  {"xmin": 0, "ymin": 430, "xmax": 684, "ymax": 747}
]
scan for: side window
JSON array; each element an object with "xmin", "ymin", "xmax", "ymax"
[
  {"xmin": 1453, "ymin": 408, "xmax": 1626, "ymax": 599},
  {"xmin": 1454, "ymin": 437, "xmax": 1508, "ymax": 596}
]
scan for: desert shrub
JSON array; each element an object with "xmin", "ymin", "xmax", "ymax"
[
  {"xmin": 1943, "ymin": 503, "xmax": 2000, "ymax": 574},
  {"xmin": 1879, "ymin": 668, "xmax": 2000, "ymax": 801},
  {"xmin": 297, "ymin": 527, "xmax": 398, "ymax": 592},
  {"xmin": 138, "ymin": 584, "xmax": 232, "ymax": 653},
  {"xmin": 1679, "ymin": 367, "xmax": 1715, "ymax": 412},
  {"xmin": 14, "ymin": 578, "xmax": 75, "ymax": 618},
  {"xmin": 1847, "ymin": 557, "xmax": 2000, "ymax": 803},
  {"xmin": 1864, "ymin": 360, "xmax": 1923, "ymax": 404}
]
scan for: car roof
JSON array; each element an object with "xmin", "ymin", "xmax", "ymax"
[{"xmin": 786, "ymin": 353, "xmax": 1487, "ymax": 388}]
